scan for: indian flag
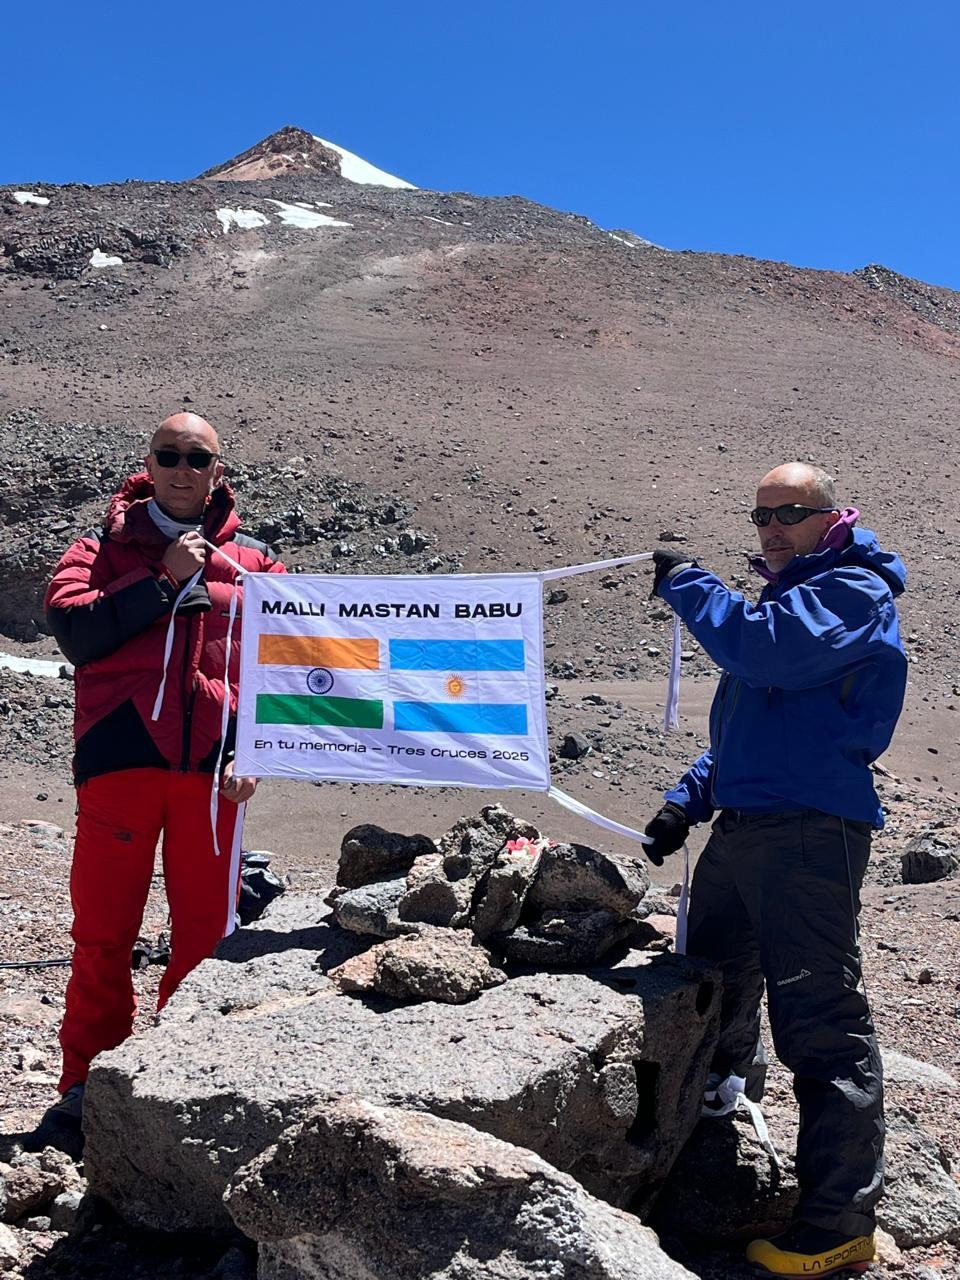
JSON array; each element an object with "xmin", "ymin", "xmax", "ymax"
[{"xmin": 254, "ymin": 635, "xmax": 529, "ymax": 736}]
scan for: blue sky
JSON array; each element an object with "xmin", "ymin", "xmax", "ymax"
[{"xmin": 4, "ymin": 1, "xmax": 958, "ymax": 288}]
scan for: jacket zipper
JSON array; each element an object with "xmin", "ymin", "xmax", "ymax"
[{"xmin": 180, "ymin": 616, "xmax": 197, "ymax": 771}]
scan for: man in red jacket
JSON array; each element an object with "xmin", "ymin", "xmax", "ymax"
[{"xmin": 34, "ymin": 412, "xmax": 284, "ymax": 1155}]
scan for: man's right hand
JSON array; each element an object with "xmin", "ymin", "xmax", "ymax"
[
  {"xmin": 161, "ymin": 531, "xmax": 207, "ymax": 583},
  {"xmin": 643, "ymin": 802, "xmax": 691, "ymax": 866}
]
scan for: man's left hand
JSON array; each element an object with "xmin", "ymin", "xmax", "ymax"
[
  {"xmin": 220, "ymin": 760, "xmax": 258, "ymax": 804},
  {"xmin": 651, "ymin": 549, "xmax": 697, "ymax": 598}
]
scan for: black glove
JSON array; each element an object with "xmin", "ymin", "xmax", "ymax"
[
  {"xmin": 175, "ymin": 582, "xmax": 212, "ymax": 615},
  {"xmin": 643, "ymin": 802, "xmax": 690, "ymax": 866},
  {"xmin": 651, "ymin": 549, "xmax": 696, "ymax": 598}
]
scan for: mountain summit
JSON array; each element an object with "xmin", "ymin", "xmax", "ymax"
[{"xmin": 198, "ymin": 125, "xmax": 415, "ymax": 189}]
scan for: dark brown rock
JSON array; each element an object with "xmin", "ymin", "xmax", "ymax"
[
  {"xmin": 330, "ymin": 926, "xmax": 506, "ymax": 1003},
  {"xmin": 336, "ymin": 825, "xmax": 436, "ymax": 890}
]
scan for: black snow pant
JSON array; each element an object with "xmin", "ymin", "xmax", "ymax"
[{"xmin": 686, "ymin": 808, "xmax": 883, "ymax": 1237}]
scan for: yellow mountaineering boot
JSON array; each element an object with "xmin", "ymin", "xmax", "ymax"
[{"xmin": 746, "ymin": 1220, "xmax": 876, "ymax": 1276}]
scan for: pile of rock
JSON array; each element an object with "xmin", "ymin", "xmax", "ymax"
[
  {"xmin": 0, "ymin": 1146, "xmax": 85, "ymax": 1267},
  {"xmin": 78, "ymin": 803, "xmax": 722, "ymax": 1280},
  {"xmin": 327, "ymin": 805, "xmax": 666, "ymax": 1001}
]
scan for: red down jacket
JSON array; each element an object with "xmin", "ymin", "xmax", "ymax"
[{"xmin": 45, "ymin": 473, "xmax": 285, "ymax": 784}]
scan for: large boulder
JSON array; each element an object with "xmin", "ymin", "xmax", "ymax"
[
  {"xmin": 82, "ymin": 893, "xmax": 720, "ymax": 1234},
  {"xmin": 878, "ymin": 1107, "xmax": 960, "ymax": 1247},
  {"xmin": 226, "ymin": 1098, "xmax": 698, "ymax": 1280}
]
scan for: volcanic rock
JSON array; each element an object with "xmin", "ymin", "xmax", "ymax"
[
  {"xmin": 901, "ymin": 831, "xmax": 960, "ymax": 884},
  {"xmin": 398, "ymin": 805, "xmax": 539, "ymax": 928},
  {"xmin": 332, "ymin": 810, "xmax": 653, "ymax": 967},
  {"xmin": 882, "ymin": 1048, "xmax": 959, "ymax": 1093},
  {"xmin": 0, "ymin": 1148, "xmax": 82, "ymax": 1223},
  {"xmin": 226, "ymin": 1098, "xmax": 698, "ymax": 1280},
  {"xmin": 469, "ymin": 840, "xmax": 542, "ymax": 939},
  {"xmin": 559, "ymin": 731, "xmax": 592, "ymax": 760},
  {"xmin": 489, "ymin": 840, "xmax": 650, "ymax": 965},
  {"xmin": 81, "ymin": 892, "xmax": 721, "ymax": 1233},
  {"xmin": 48, "ymin": 1189, "xmax": 85, "ymax": 1232},
  {"xmin": 527, "ymin": 841, "xmax": 648, "ymax": 916},
  {"xmin": 0, "ymin": 1224, "xmax": 20, "ymax": 1270},
  {"xmin": 498, "ymin": 909, "xmax": 641, "ymax": 968},
  {"xmin": 327, "ymin": 876, "xmax": 411, "ymax": 937},
  {"xmin": 654, "ymin": 1114, "xmax": 798, "ymax": 1242},
  {"xmin": 336, "ymin": 823, "xmax": 436, "ymax": 889},
  {"xmin": 329, "ymin": 925, "xmax": 506, "ymax": 1003},
  {"xmin": 198, "ymin": 127, "xmax": 342, "ymax": 182},
  {"xmin": 878, "ymin": 1107, "xmax": 960, "ymax": 1247}
]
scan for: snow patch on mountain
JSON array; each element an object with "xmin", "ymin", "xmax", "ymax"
[
  {"xmin": 267, "ymin": 200, "xmax": 351, "ymax": 230},
  {"xmin": 13, "ymin": 191, "xmax": 50, "ymax": 207},
  {"xmin": 608, "ymin": 230, "xmax": 658, "ymax": 250},
  {"xmin": 312, "ymin": 137, "xmax": 415, "ymax": 190},
  {"xmin": 217, "ymin": 208, "xmax": 270, "ymax": 232}
]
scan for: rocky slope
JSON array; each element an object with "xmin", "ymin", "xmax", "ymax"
[{"xmin": 1, "ymin": 127, "xmax": 959, "ymax": 1278}]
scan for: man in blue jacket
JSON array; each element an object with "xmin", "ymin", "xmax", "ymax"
[{"xmin": 646, "ymin": 462, "xmax": 907, "ymax": 1279}]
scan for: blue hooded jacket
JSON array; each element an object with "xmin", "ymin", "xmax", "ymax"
[{"xmin": 660, "ymin": 527, "xmax": 907, "ymax": 828}]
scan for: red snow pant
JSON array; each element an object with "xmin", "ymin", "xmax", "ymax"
[{"xmin": 59, "ymin": 768, "xmax": 244, "ymax": 1091}]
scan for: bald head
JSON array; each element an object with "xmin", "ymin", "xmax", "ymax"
[
  {"xmin": 754, "ymin": 462, "xmax": 841, "ymax": 572},
  {"xmin": 150, "ymin": 412, "xmax": 219, "ymax": 454},
  {"xmin": 757, "ymin": 463, "xmax": 837, "ymax": 508},
  {"xmin": 145, "ymin": 412, "xmax": 224, "ymax": 520}
]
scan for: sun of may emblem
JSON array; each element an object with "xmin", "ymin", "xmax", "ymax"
[{"xmin": 446, "ymin": 674, "xmax": 466, "ymax": 698}]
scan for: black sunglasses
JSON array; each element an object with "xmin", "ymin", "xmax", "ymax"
[
  {"xmin": 152, "ymin": 448, "xmax": 219, "ymax": 471},
  {"xmin": 749, "ymin": 504, "xmax": 835, "ymax": 527}
]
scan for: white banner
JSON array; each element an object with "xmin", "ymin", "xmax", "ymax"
[{"xmin": 235, "ymin": 572, "xmax": 550, "ymax": 789}]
